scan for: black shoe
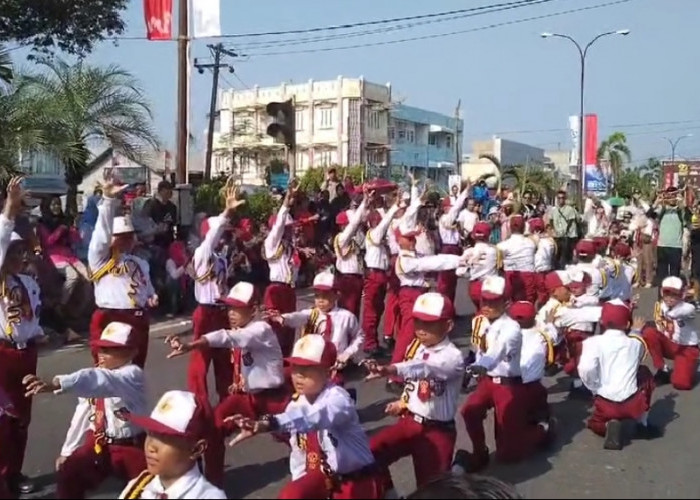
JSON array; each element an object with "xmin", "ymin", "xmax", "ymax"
[
  {"xmin": 654, "ymin": 370, "xmax": 671, "ymax": 385},
  {"xmin": 383, "ymin": 337, "xmax": 395, "ymax": 351},
  {"xmin": 460, "ymin": 373, "xmax": 473, "ymax": 394},
  {"xmin": 545, "ymin": 364, "xmax": 561, "ymax": 377},
  {"xmin": 451, "ymin": 448, "xmax": 489, "ymax": 474},
  {"xmin": 603, "ymin": 419, "xmax": 623, "ymax": 450},
  {"xmin": 635, "ymin": 422, "xmax": 663, "ymax": 440},
  {"xmin": 568, "ymin": 382, "xmax": 592, "ymax": 399},
  {"xmin": 347, "ymin": 388, "xmax": 358, "ymax": 404},
  {"xmin": 365, "ymin": 347, "xmax": 388, "ymax": 359},
  {"xmin": 385, "ymin": 380, "xmax": 404, "ymax": 395}
]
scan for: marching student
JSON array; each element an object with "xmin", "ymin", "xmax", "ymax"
[
  {"xmin": 269, "ymin": 271, "xmax": 363, "ymax": 388},
  {"xmin": 528, "ymin": 218, "xmax": 556, "ymax": 306},
  {"xmin": 365, "ymin": 292, "xmax": 464, "ymax": 492},
  {"xmin": 87, "ymin": 173, "xmax": 157, "ymax": 368},
  {"xmin": 334, "ymin": 190, "xmax": 369, "ymax": 318},
  {"xmin": 578, "ymin": 299, "xmax": 661, "ymax": 450},
  {"xmin": 497, "ymin": 215, "xmax": 537, "ymax": 303},
  {"xmin": 437, "ymin": 185, "xmax": 470, "ymax": 303},
  {"xmin": 166, "ymin": 281, "xmax": 288, "ymax": 486},
  {"xmin": 23, "ymin": 322, "xmax": 147, "ymax": 499},
  {"xmin": 461, "ymin": 222, "xmax": 500, "ymax": 307},
  {"xmin": 227, "ymin": 335, "xmax": 384, "ymax": 499},
  {"xmin": 121, "ymin": 390, "xmax": 226, "ymax": 499},
  {"xmin": 642, "ymin": 276, "xmax": 699, "ymax": 390},
  {"xmin": 0, "ymin": 176, "xmax": 44, "ymax": 497},
  {"xmin": 188, "ymin": 178, "xmax": 246, "ymax": 404},
  {"xmin": 383, "ymin": 192, "xmax": 411, "ymax": 349}
]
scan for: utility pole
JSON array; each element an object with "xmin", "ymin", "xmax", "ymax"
[
  {"xmin": 195, "ymin": 44, "xmax": 238, "ymax": 181},
  {"xmin": 176, "ymin": 0, "xmax": 189, "ymax": 184},
  {"xmin": 454, "ymin": 99, "xmax": 462, "ymax": 178}
]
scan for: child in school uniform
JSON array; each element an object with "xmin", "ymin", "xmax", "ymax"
[
  {"xmin": 269, "ymin": 271, "xmax": 364, "ymax": 388},
  {"xmin": 227, "ymin": 335, "xmax": 383, "ymax": 499},
  {"xmin": 364, "ymin": 292, "xmax": 465, "ymax": 493},
  {"xmin": 166, "ymin": 281, "xmax": 289, "ymax": 486},
  {"xmin": 22, "ymin": 322, "xmax": 147, "ymax": 499},
  {"xmin": 121, "ymin": 390, "xmax": 225, "ymax": 499}
]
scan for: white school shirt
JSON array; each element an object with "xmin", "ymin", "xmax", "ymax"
[
  {"xmin": 395, "ymin": 337, "xmax": 464, "ymax": 422},
  {"xmin": 275, "ymin": 385, "xmax": 375, "ymax": 480},
  {"xmin": 88, "ymin": 197, "xmax": 155, "ymax": 309},
  {"xmin": 655, "ymin": 300, "xmax": 699, "ymax": 346},
  {"xmin": 457, "ymin": 209, "xmax": 478, "ymax": 235},
  {"xmin": 335, "ymin": 200, "xmax": 367, "ymax": 275},
  {"xmin": 56, "ymin": 364, "xmax": 146, "ymax": 457},
  {"xmin": 534, "ymin": 236, "xmax": 556, "ymax": 272},
  {"xmin": 205, "ymin": 320, "xmax": 284, "ymax": 392},
  {"xmin": 193, "ymin": 214, "xmax": 229, "ymax": 304},
  {"xmin": 264, "ymin": 205, "xmax": 298, "ymax": 286},
  {"xmin": 520, "ymin": 325, "xmax": 559, "ymax": 384},
  {"xmin": 119, "ymin": 466, "xmax": 226, "ymax": 499},
  {"xmin": 578, "ymin": 329, "xmax": 646, "ymax": 402},
  {"xmin": 462, "ymin": 241, "xmax": 500, "ymax": 281},
  {"xmin": 364, "ymin": 205, "xmax": 399, "ymax": 271},
  {"xmin": 395, "ymin": 250, "xmax": 462, "ymax": 288},
  {"xmin": 282, "ymin": 307, "xmax": 364, "ymax": 361},
  {"xmin": 497, "ymin": 234, "xmax": 536, "ymax": 272},
  {"xmin": 473, "ymin": 314, "xmax": 522, "ymax": 378},
  {"xmin": 439, "ymin": 189, "xmax": 469, "ymax": 246}
]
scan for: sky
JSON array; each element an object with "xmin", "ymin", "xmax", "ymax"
[{"xmin": 12, "ymin": 0, "xmax": 700, "ymax": 166}]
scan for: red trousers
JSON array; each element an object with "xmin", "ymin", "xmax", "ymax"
[
  {"xmin": 383, "ymin": 255, "xmax": 400, "ymax": 340},
  {"xmin": 0, "ymin": 342, "xmax": 37, "ymax": 494},
  {"xmin": 504, "ymin": 270, "xmax": 537, "ymax": 303},
  {"xmin": 187, "ymin": 304, "xmax": 232, "ymax": 404},
  {"xmin": 264, "ymin": 283, "xmax": 297, "ymax": 357},
  {"xmin": 362, "ymin": 269, "xmax": 388, "ymax": 351},
  {"xmin": 389, "ymin": 287, "xmax": 423, "ymax": 382},
  {"xmin": 90, "ymin": 308, "xmax": 149, "ymax": 368},
  {"xmin": 642, "ymin": 326, "xmax": 699, "ymax": 390},
  {"xmin": 207, "ymin": 386, "xmax": 291, "ymax": 487},
  {"xmin": 461, "ymin": 376, "xmax": 547, "ymax": 463},
  {"xmin": 370, "ymin": 414, "xmax": 456, "ymax": 489},
  {"xmin": 534, "ymin": 272, "xmax": 549, "ymax": 306},
  {"xmin": 437, "ymin": 244, "xmax": 461, "ymax": 303},
  {"xmin": 56, "ymin": 431, "xmax": 146, "ymax": 498},
  {"xmin": 522, "ymin": 380, "xmax": 550, "ymax": 422},
  {"xmin": 278, "ymin": 468, "xmax": 384, "ymax": 499},
  {"xmin": 588, "ymin": 366, "xmax": 655, "ymax": 436},
  {"xmin": 564, "ymin": 329, "xmax": 592, "ymax": 377},
  {"xmin": 468, "ymin": 280, "xmax": 482, "ymax": 307},
  {"xmin": 336, "ymin": 273, "xmax": 363, "ymax": 318}
]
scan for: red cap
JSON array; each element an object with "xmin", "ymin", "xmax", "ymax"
[
  {"xmin": 481, "ymin": 276, "xmax": 508, "ymax": 301},
  {"xmin": 285, "ymin": 335, "xmax": 338, "ymax": 368},
  {"xmin": 575, "ymin": 239, "xmax": 597, "ymax": 257},
  {"xmin": 612, "ymin": 242, "xmax": 631, "ymax": 258},
  {"xmin": 396, "ymin": 227, "xmax": 420, "ymax": 239},
  {"xmin": 367, "ymin": 210, "xmax": 382, "ymax": 227},
  {"xmin": 528, "ymin": 218, "xmax": 545, "ymax": 232},
  {"xmin": 593, "ymin": 237, "xmax": 608, "ymax": 251},
  {"xmin": 509, "ymin": 215, "xmax": 525, "ymax": 233},
  {"xmin": 472, "ymin": 222, "xmax": 491, "ymax": 240},
  {"xmin": 127, "ymin": 390, "xmax": 209, "ymax": 441},
  {"xmin": 544, "ymin": 270, "xmax": 572, "ymax": 292},
  {"xmin": 441, "ymin": 197, "xmax": 452, "ymax": 209},
  {"xmin": 335, "ymin": 211, "xmax": 350, "ymax": 226},
  {"xmin": 600, "ymin": 298, "xmax": 631, "ymax": 330},
  {"xmin": 90, "ymin": 322, "xmax": 138, "ymax": 349},
  {"xmin": 508, "ymin": 301, "xmax": 536, "ymax": 322},
  {"xmin": 217, "ymin": 282, "xmax": 256, "ymax": 308},
  {"xmin": 412, "ymin": 292, "xmax": 455, "ymax": 322}
]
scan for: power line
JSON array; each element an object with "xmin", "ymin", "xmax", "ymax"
[
  {"xmin": 484, "ymin": 119, "xmax": 700, "ymax": 136},
  {"xmin": 232, "ymin": 0, "xmax": 555, "ymax": 50},
  {"xmin": 243, "ymin": 0, "xmax": 635, "ymax": 57}
]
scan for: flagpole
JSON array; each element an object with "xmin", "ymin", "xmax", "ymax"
[{"xmin": 176, "ymin": 0, "xmax": 190, "ymax": 184}]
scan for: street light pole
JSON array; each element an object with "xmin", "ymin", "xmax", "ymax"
[
  {"xmin": 541, "ymin": 29, "xmax": 630, "ymax": 207},
  {"xmin": 664, "ymin": 134, "xmax": 693, "ymax": 163}
]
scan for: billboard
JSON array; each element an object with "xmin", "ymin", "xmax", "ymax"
[{"xmin": 662, "ymin": 161, "xmax": 700, "ymax": 189}]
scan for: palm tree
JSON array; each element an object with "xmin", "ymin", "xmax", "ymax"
[
  {"xmin": 0, "ymin": 45, "xmax": 12, "ymax": 88},
  {"xmin": 597, "ymin": 131, "xmax": 632, "ymax": 189},
  {"xmin": 501, "ymin": 164, "xmax": 557, "ymax": 200},
  {"xmin": 638, "ymin": 157, "xmax": 661, "ymax": 185},
  {"xmin": 18, "ymin": 58, "xmax": 159, "ymax": 214}
]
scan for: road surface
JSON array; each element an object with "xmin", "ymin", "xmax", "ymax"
[{"xmin": 21, "ymin": 283, "xmax": 700, "ymax": 499}]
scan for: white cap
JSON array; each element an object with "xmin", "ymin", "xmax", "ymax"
[
  {"xmin": 219, "ymin": 281, "xmax": 256, "ymax": 307},
  {"xmin": 661, "ymin": 276, "xmax": 684, "ymax": 293},
  {"xmin": 112, "ymin": 215, "xmax": 135, "ymax": 235},
  {"xmin": 567, "ymin": 268, "xmax": 586, "ymax": 284},
  {"xmin": 90, "ymin": 321, "xmax": 135, "ymax": 348},
  {"xmin": 481, "ymin": 275, "xmax": 507, "ymax": 300},
  {"xmin": 128, "ymin": 390, "xmax": 207, "ymax": 439},
  {"xmin": 487, "ymin": 206, "xmax": 499, "ymax": 216},
  {"xmin": 412, "ymin": 292, "xmax": 455, "ymax": 321},
  {"xmin": 10, "ymin": 232, "xmax": 22, "ymax": 242},
  {"xmin": 313, "ymin": 271, "xmax": 336, "ymax": 291},
  {"xmin": 286, "ymin": 334, "xmax": 337, "ymax": 368}
]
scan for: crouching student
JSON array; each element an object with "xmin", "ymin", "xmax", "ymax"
[
  {"xmin": 166, "ymin": 281, "xmax": 289, "ymax": 487},
  {"xmin": 269, "ymin": 271, "xmax": 364, "ymax": 389},
  {"xmin": 22, "ymin": 322, "xmax": 147, "ymax": 499},
  {"xmin": 121, "ymin": 390, "xmax": 226, "ymax": 499},
  {"xmin": 642, "ymin": 276, "xmax": 699, "ymax": 390},
  {"xmin": 365, "ymin": 292, "xmax": 464, "ymax": 494},
  {"xmin": 227, "ymin": 335, "xmax": 383, "ymax": 499},
  {"xmin": 578, "ymin": 299, "xmax": 661, "ymax": 450}
]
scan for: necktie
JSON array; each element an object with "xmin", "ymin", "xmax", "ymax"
[
  {"xmin": 93, "ymin": 398, "xmax": 107, "ymax": 454},
  {"xmin": 304, "ymin": 430, "xmax": 323, "ymax": 472},
  {"xmin": 230, "ymin": 348, "xmax": 244, "ymax": 393},
  {"xmin": 321, "ymin": 313, "xmax": 333, "ymax": 342}
]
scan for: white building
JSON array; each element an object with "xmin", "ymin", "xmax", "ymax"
[
  {"xmin": 213, "ymin": 76, "xmax": 392, "ymax": 185},
  {"xmin": 471, "ymin": 137, "xmax": 546, "ymax": 166}
]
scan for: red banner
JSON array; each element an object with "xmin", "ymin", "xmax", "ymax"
[
  {"xmin": 144, "ymin": 0, "xmax": 173, "ymax": 40},
  {"xmin": 584, "ymin": 113, "xmax": 598, "ymax": 167}
]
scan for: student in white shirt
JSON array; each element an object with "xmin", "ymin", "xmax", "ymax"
[
  {"xmin": 334, "ymin": 190, "xmax": 369, "ymax": 318},
  {"xmin": 497, "ymin": 215, "xmax": 537, "ymax": 303},
  {"xmin": 643, "ymin": 276, "xmax": 699, "ymax": 390},
  {"xmin": 23, "ymin": 322, "xmax": 147, "ymax": 499},
  {"xmin": 365, "ymin": 292, "xmax": 464, "ymax": 493},
  {"xmin": 578, "ymin": 299, "xmax": 661, "ymax": 450},
  {"xmin": 455, "ymin": 276, "xmax": 550, "ymax": 473},
  {"xmin": 227, "ymin": 336, "xmax": 383, "ymax": 499},
  {"xmin": 437, "ymin": 186, "xmax": 470, "ymax": 303},
  {"xmin": 167, "ymin": 281, "xmax": 288, "ymax": 486},
  {"xmin": 121, "ymin": 391, "xmax": 226, "ymax": 499}
]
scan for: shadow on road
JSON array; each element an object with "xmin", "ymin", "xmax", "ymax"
[
  {"xmin": 223, "ymin": 456, "xmax": 288, "ymax": 498},
  {"xmin": 649, "ymin": 391, "xmax": 679, "ymax": 430}
]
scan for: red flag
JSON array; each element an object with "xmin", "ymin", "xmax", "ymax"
[{"xmin": 144, "ymin": 0, "xmax": 173, "ymax": 41}]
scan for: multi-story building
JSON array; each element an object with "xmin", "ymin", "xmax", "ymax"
[
  {"xmin": 471, "ymin": 137, "xmax": 546, "ymax": 166},
  {"xmin": 214, "ymin": 76, "xmax": 392, "ymax": 185},
  {"xmin": 388, "ymin": 104, "xmax": 462, "ymax": 187}
]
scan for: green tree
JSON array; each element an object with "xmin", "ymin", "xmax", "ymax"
[
  {"xmin": 298, "ymin": 167, "xmax": 325, "ymax": 194},
  {"xmin": 18, "ymin": 58, "xmax": 159, "ymax": 214},
  {"xmin": 501, "ymin": 164, "xmax": 557, "ymax": 200},
  {"xmin": 638, "ymin": 157, "xmax": 661, "ymax": 185},
  {"xmin": 597, "ymin": 131, "xmax": 632, "ymax": 188},
  {"xmin": 0, "ymin": 45, "xmax": 12, "ymax": 87},
  {"xmin": 0, "ymin": 0, "xmax": 129, "ymax": 57}
]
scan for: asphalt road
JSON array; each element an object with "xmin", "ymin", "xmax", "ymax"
[{"xmin": 21, "ymin": 282, "xmax": 700, "ymax": 499}]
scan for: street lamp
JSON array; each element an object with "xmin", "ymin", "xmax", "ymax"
[
  {"xmin": 664, "ymin": 134, "xmax": 693, "ymax": 162},
  {"xmin": 541, "ymin": 29, "xmax": 630, "ymax": 206}
]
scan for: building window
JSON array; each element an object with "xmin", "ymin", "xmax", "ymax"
[
  {"xmin": 319, "ymin": 107, "xmax": 335, "ymax": 130},
  {"xmin": 428, "ymin": 134, "xmax": 436, "ymax": 146},
  {"xmin": 398, "ymin": 130, "xmax": 405, "ymax": 141},
  {"xmin": 408, "ymin": 130, "xmax": 414, "ymax": 143},
  {"xmin": 388, "ymin": 127, "xmax": 395, "ymax": 140},
  {"xmin": 368, "ymin": 110, "xmax": 381, "ymax": 129},
  {"xmin": 446, "ymin": 135, "xmax": 452, "ymax": 149},
  {"xmin": 295, "ymin": 110, "xmax": 304, "ymax": 131}
]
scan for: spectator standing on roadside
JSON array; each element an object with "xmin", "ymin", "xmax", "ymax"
[{"xmin": 550, "ymin": 190, "xmax": 580, "ymax": 268}]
